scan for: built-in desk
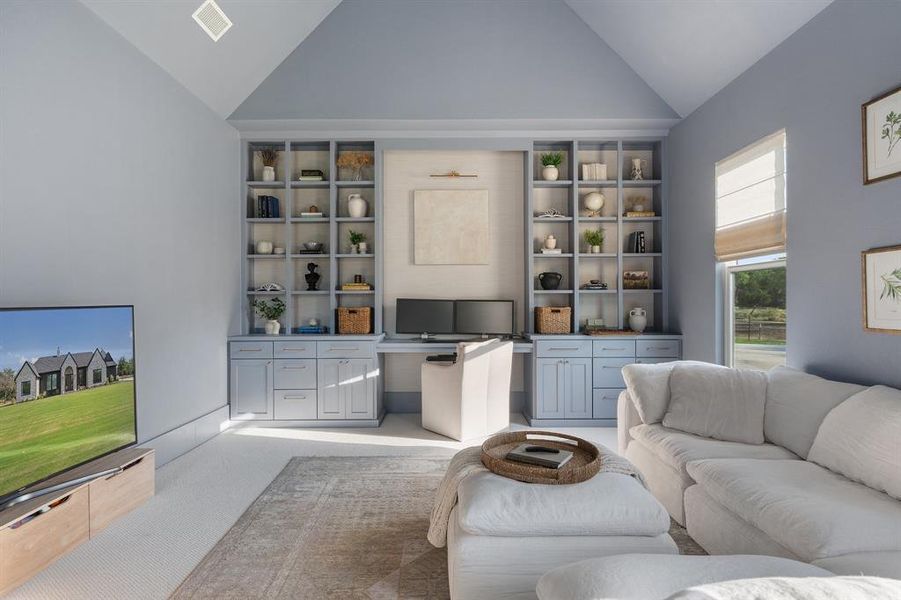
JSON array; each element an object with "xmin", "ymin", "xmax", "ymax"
[{"xmin": 376, "ymin": 338, "xmax": 534, "ymax": 354}]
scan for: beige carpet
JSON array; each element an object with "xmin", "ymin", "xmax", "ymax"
[{"xmin": 172, "ymin": 456, "xmax": 704, "ymax": 599}]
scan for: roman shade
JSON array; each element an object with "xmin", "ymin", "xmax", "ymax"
[{"xmin": 715, "ymin": 130, "xmax": 786, "ymax": 262}]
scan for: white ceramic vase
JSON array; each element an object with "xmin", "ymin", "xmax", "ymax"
[
  {"xmin": 544, "ymin": 235, "xmax": 557, "ymax": 250},
  {"xmin": 255, "ymin": 241, "xmax": 273, "ymax": 255},
  {"xmin": 542, "ymin": 166, "xmax": 559, "ymax": 181},
  {"xmin": 347, "ymin": 193, "xmax": 368, "ymax": 218},
  {"xmin": 358, "ymin": 242, "xmax": 368, "ymax": 254},
  {"xmin": 262, "ymin": 166, "xmax": 276, "ymax": 182},
  {"xmin": 629, "ymin": 308, "xmax": 647, "ymax": 333},
  {"xmin": 590, "ymin": 245, "xmax": 601, "ymax": 254},
  {"xmin": 264, "ymin": 319, "xmax": 281, "ymax": 335}
]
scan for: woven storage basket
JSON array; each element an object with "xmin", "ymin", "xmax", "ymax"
[
  {"xmin": 337, "ymin": 307, "xmax": 372, "ymax": 334},
  {"xmin": 480, "ymin": 431, "xmax": 601, "ymax": 484},
  {"xmin": 535, "ymin": 306, "xmax": 572, "ymax": 334}
]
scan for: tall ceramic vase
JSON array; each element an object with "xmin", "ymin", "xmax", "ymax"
[
  {"xmin": 264, "ymin": 319, "xmax": 281, "ymax": 335},
  {"xmin": 628, "ymin": 308, "xmax": 647, "ymax": 333},
  {"xmin": 347, "ymin": 193, "xmax": 368, "ymax": 218},
  {"xmin": 262, "ymin": 166, "xmax": 276, "ymax": 182}
]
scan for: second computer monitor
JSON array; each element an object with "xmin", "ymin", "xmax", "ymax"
[{"xmin": 454, "ymin": 300, "xmax": 514, "ymax": 336}]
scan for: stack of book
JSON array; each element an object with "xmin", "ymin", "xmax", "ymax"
[
  {"xmin": 256, "ymin": 196, "xmax": 280, "ymax": 218},
  {"xmin": 297, "ymin": 169, "xmax": 324, "ymax": 181},
  {"xmin": 581, "ymin": 163, "xmax": 607, "ymax": 181},
  {"xmin": 627, "ymin": 231, "xmax": 647, "ymax": 253},
  {"xmin": 625, "ymin": 210, "xmax": 656, "ymax": 217},
  {"xmin": 580, "ymin": 282, "xmax": 608, "ymax": 290},
  {"xmin": 293, "ymin": 325, "xmax": 328, "ymax": 334},
  {"xmin": 341, "ymin": 282, "xmax": 373, "ymax": 291},
  {"xmin": 298, "ymin": 211, "xmax": 324, "ymax": 218},
  {"xmin": 540, "ymin": 248, "xmax": 563, "ymax": 255}
]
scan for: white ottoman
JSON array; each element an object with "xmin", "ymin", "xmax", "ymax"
[
  {"xmin": 536, "ymin": 554, "xmax": 833, "ymax": 600},
  {"xmin": 448, "ymin": 471, "xmax": 676, "ymax": 600}
]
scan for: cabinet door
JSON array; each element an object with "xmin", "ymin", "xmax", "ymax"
[
  {"xmin": 344, "ymin": 359, "xmax": 375, "ymax": 419},
  {"xmin": 564, "ymin": 358, "xmax": 593, "ymax": 419},
  {"xmin": 230, "ymin": 359, "xmax": 272, "ymax": 420},
  {"xmin": 535, "ymin": 358, "xmax": 565, "ymax": 419},
  {"xmin": 317, "ymin": 359, "xmax": 345, "ymax": 419}
]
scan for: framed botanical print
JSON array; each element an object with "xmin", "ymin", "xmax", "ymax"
[
  {"xmin": 862, "ymin": 244, "xmax": 901, "ymax": 334},
  {"xmin": 862, "ymin": 84, "xmax": 901, "ymax": 185}
]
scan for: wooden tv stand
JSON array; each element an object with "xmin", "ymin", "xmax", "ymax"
[{"xmin": 0, "ymin": 447, "xmax": 154, "ymax": 595}]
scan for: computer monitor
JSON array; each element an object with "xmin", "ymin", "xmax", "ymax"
[
  {"xmin": 454, "ymin": 300, "xmax": 515, "ymax": 336},
  {"xmin": 395, "ymin": 298, "xmax": 455, "ymax": 334}
]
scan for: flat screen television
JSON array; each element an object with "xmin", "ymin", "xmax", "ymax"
[{"xmin": 0, "ymin": 306, "xmax": 137, "ymax": 508}]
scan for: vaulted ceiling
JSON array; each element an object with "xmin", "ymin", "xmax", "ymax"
[{"xmin": 82, "ymin": 0, "xmax": 833, "ymax": 121}]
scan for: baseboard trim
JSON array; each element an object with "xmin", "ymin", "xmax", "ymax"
[
  {"xmin": 228, "ymin": 412, "xmax": 385, "ymax": 429},
  {"xmin": 140, "ymin": 405, "xmax": 231, "ymax": 467},
  {"xmin": 384, "ymin": 391, "xmax": 525, "ymax": 413},
  {"xmin": 526, "ymin": 416, "xmax": 617, "ymax": 428}
]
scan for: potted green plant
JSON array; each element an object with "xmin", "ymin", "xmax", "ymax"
[
  {"xmin": 349, "ymin": 230, "xmax": 367, "ymax": 254},
  {"xmin": 540, "ymin": 152, "xmax": 563, "ymax": 181},
  {"xmin": 252, "ymin": 297, "xmax": 285, "ymax": 335},
  {"xmin": 258, "ymin": 149, "xmax": 279, "ymax": 182},
  {"xmin": 584, "ymin": 228, "xmax": 605, "ymax": 254}
]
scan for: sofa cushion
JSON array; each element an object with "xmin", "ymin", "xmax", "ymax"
[
  {"xmin": 630, "ymin": 424, "xmax": 796, "ymax": 482},
  {"xmin": 663, "ymin": 362, "xmax": 768, "ymax": 444},
  {"xmin": 765, "ymin": 366, "xmax": 864, "ymax": 458},
  {"xmin": 622, "ymin": 361, "xmax": 676, "ymax": 424},
  {"xmin": 808, "ymin": 385, "xmax": 901, "ymax": 501},
  {"xmin": 456, "ymin": 470, "xmax": 670, "ymax": 537},
  {"xmin": 686, "ymin": 458, "xmax": 901, "ymax": 561},
  {"xmin": 667, "ymin": 576, "xmax": 901, "ymax": 600},
  {"xmin": 813, "ymin": 551, "xmax": 901, "ymax": 579},
  {"xmin": 536, "ymin": 554, "xmax": 830, "ymax": 600}
]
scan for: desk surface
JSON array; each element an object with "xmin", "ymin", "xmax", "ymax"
[{"xmin": 376, "ymin": 338, "xmax": 534, "ymax": 353}]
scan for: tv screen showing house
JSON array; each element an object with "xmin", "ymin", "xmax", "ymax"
[{"xmin": 0, "ymin": 306, "xmax": 137, "ymax": 500}]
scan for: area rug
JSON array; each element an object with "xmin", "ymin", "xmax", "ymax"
[{"xmin": 171, "ymin": 456, "xmax": 704, "ymax": 599}]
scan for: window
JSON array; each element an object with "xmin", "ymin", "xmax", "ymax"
[
  {"xmin": 47, "ymin": 372, "xmax": 59, "ymax": 393},
  {"xmin": 93, "ymin": 368, "xmax": 102, "ymax": 384},
  {"xmin": 21, "ymin": 380, "xmax": 30, "ymax": 396},
  {"xmin": 717, "ymin": 131, "xmax": 787, "ymax": 370}
]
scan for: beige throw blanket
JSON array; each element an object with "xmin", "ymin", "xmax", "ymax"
[{"xmin": 427, "ymin": 445, "xmax": 646, "ymax": 548}]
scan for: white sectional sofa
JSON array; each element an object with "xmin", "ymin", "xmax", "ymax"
[{"xmin": 617, "ymin": 362, "xmax": 901, "ymax": 580}]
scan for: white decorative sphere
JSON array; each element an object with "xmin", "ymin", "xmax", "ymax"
[{"xmin": 583, "ymin": 192, "xmax": 605, "ymax": 214}]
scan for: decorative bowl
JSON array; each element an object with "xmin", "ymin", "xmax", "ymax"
[{"xmin": 303, "ymin": 242, "xmax": 323, "ymax": 252}]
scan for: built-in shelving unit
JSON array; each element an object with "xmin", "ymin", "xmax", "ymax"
[
  {"xmin": 241, "ymin": 140, "xmax": 380, "ymax": 335},
  {"xmin": 526, "ymin": 138, "xmax": 667, "ymax": 334}
]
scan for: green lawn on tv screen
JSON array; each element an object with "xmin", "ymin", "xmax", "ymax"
[{"xmin": 0, "ymin": 381, "xmax": 135, "ymax": 498}]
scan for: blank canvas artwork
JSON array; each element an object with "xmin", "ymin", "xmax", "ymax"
[{"xmin": 414, "ymin": 189, "xmax": 489, "ymax": 264}]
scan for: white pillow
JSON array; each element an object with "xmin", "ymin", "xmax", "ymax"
[
  {"xmin": 622, "ymin": 361, "xmax": 677, "ymax": 424},
  {"xmin": 808, "ymin": 385, "xmax": 901, "ymax": 501},
  {"xmin": 663, "ymin": 362, "xmax": 768, "ymax": 444}
]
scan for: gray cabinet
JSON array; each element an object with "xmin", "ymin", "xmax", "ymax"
[
  {"xmin": 229, "ymin": 358, "xmax": 273, "ymax": 420},
  {"xmin": 317, "ymin": 358, "xmax": 376, "ymax": 420},
  {"xmin": 534, "ymin": 358, "xmax": 592, "ymax": 419}
]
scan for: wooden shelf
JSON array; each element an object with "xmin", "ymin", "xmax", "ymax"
[
  {"xmin": 292, "ymin": 290, "xmax": 329, "ymax": 295},
  {"xmin": 578, "ymin": 180, "xmax": 617, "ymax": 187},
  {"xmin": 290, "ymin": 217, "xmax": 330, "ymax": 223},
  {"xmin": 533, "ymin": 180, "xmax": 573, "ymax": 187},
  {"xmin": 623, "ymin": 180, "xmax": 662, "ymax": 187},
  {"xmin": 290, "ymin": 253, "xmax": 330, "ymax": 259},
  {"xmin": 336, "ymin": 254, "xmax": 374, "ymax": 258},
  {"xmin": 246, "ymin": 255, "xmax": 286, "ymax": 260},
  {"xmin": 623, "ymin": 216, "xmax": 662, "ymax": 222},
  {"xmin": 335, "ymin": 290, "xmax": 375, "ymax": 295},
  {"xmin": 579, "ymin": 217, "xmax": 617, "ymax": 222},
  {"xmin": 533, "ymin": 217, "xmax": 572, "ymax": 222},
  {"xmin": 623, "ymin": 252, "xmax": 662, "ymax": 257},
  {"xmin": 247, "ymin": 290, "xmax": 286, "ymax": 295},
  {"xmin": 335, "ymin": 217, "xmax": 375, "ymax": 223},
  {"xmin": 290, "ymin": 181, "xmax": 329, "ymax": 188},
  {"xmin": 247, "ymin": 181, "xmax": 285, "ymax": 188},
  {"xmin": 335, "ymin": 180, "xmax": 374, "ymax": 187},
  {"xmin": 533, "ymin": 253, "xmax": 573, "ymax": 258},
  {"xmin": 579, "ymin": 289, "xmax": 617, "ymax": 294},
  {"xmin": 246, "ymin": 218, "xmax": 285, "ymax": 223},
  {"xmin": 623, "ymin": 289, "xmax": 663, "ymax": 293},
  {"xmin": 578, "ymin": 253, "xmax": 617, "ymax": 258},
  {"xmin": 533, "ymin": 289, "xmax": 574, "ymax": 294}
]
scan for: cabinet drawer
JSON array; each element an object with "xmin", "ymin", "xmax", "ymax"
[
  {"xmin": 592, "ymin": 340, "xmax": 636, "ymax": 358},
  {"xmin": 274, "ymin": 390, "xmax": 318, "ymax": 420},
  {"xmin": 635, "ymin": 357, "xmax": 673, "ymax": 365},
  {"xmin": 273, "ymin": 359, "xmax": 317, "ymax": 389},
  {"xmin": 230, "ymin": 341, "xmax": 273, "ymax": 359},
  {"xmin": 0, "ymin": 486, "xmax": 90, "ymax": 595},
  {"xmin": 535, "ymin": 340, "xmax": 592, "ymax": 358},
  {"xmin": 636, "ymin": 339, "xmax": 681, "ymax": 358},
  {"xmin": 274, "ymin": 341, "xmax": 316, "ymax": 359},
  {"xmin": 593, "ymin": 388, "xmax": 623, "ymax": 419},
  {"xmin": 89, "ymin": 452, "xmax": 154, "ymax": 536},
  {"xmin": 592, "ymin": 358, "xmax": 631, "ymax": 388},
  {"xmin": 317, "ymin": 341, "xmax": 374, "ymax": 359}
]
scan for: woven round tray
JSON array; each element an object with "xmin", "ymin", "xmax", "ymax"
[{"xmin": 480, "ymin": 431, "xmax": 601, "ymax": 485}]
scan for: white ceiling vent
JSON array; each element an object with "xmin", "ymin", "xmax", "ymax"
[{"xmin": 192, "ymin": 0, "xmax": 232, "ymax": 42}]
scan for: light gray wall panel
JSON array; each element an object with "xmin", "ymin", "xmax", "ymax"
[
  {"xmin": 230, "ymin": 0, "xmax": 677, "ymax": 121},
  {"xmin": 668, "ymin": 0, "xmax": 901, "ymax": 387},
  {"xmin": 0, "ymin": 0, "xmax": 240, "ymax": 442}
]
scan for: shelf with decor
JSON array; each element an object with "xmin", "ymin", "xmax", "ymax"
[{"xmin": 240, "ymin": 139, "xmax": 380, "ymax": 336}]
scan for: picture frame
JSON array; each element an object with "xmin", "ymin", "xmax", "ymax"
[
  {"xmin": 862, "ymin": 83, "xmax": 901, "ymax": 185},
  {"xmin": 861, "ymin": 244, "xmax": 901, "ymax": 334}
]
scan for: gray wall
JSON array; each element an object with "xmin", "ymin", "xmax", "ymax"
[
  {"xmin": 230, "ymin": 0, "xmax": 677, "ymax": 121},
  {"xmin": 668, "ymin": 0, "xmax": 901, "ymax": 387},
  {"xmin": 0, "ymin": 1, "xmax": 240, "ymax": 441}
]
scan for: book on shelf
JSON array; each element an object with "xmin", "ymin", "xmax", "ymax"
[
  {"xmin": 581, "ymin": 162, "xmax": 607, "ymax": 181},
  {"xmin": 257, "ymin": 195, "xmax": 280, "ymax": 218},
  {"xmin": 341, "ymin": 283, "xmax": 373, "ymax": 291},
  {"xmin": 627, "ymin": 231, "xmax": 646, "ymax": 253},
  {"xmin": 293, "ymin": 326, "xmax": 329, "ymax": 334},
  {"xmin": 299, "ymin": 212, "xmax": 324, "ymax": 218},
  {"xmin": 297, "ymin": 176, "xmax": 324, "ymax": 181},
  {"xmin": 625, "ymin": 211, "xmax": 656, "ymax": 217},
  {"xmin": 539, "ymin": 248, "xmax": 563, "ymax": 254}
]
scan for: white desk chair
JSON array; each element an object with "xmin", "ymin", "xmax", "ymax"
[{"xmin": 420, "ymin": 339, "xmax": 513, "ymax": 441}]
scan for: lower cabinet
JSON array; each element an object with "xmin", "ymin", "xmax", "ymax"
[
  {"xmin": 534, "ymin": 358, "xmax": 592, "ymax": 419},
  {"xmin": 317, "ymin": 359, "xmax": 376, "ymax": 420},
  {"xmin": 229, "ymin": 358, "xmax": 273, "ymax": 420}
]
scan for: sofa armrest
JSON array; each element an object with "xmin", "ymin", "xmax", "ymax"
[{"xmin": 617, "ymin": 389, "xmax": 642, "ymax": 454}]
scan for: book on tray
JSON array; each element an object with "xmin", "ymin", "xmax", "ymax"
[{"xmin": 506, "ymin": 443, "xmax": 574, "ymax": 469}]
